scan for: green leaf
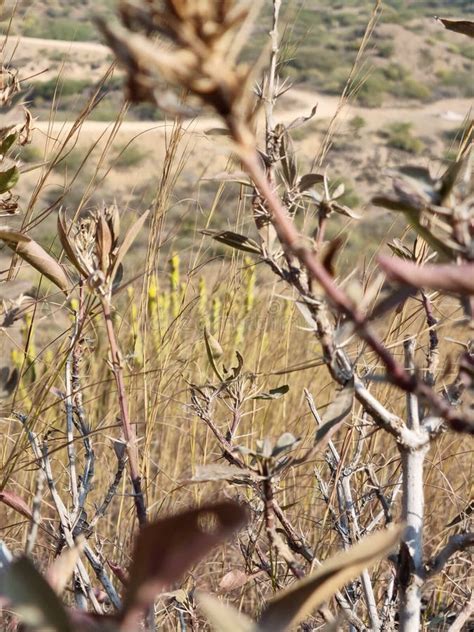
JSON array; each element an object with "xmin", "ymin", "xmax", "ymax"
[
  {"xmin": 0, "ymin": 165, "xmax": 19, "ymax": 194},
  {"xmin": 0, "ymin": 556, "xmax": 73, "ymax": 632},
  {"xmin": 0, "ymin": 133, "xmax": 17, "ymax": 155},
  {"xmin": 201, "ymin": 229, "xmax": 262, "ymax": 255},
  {"xmin": 259, "ymin": 525, "xmax": 403, "ymax": 632}
]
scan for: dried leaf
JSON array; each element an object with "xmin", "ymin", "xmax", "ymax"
[
  {"xmin": 0, "ymin": 367, "xmax": 19, "ymax": 396},
  {"xmin": 201, "ymin": 229, "xmax": 262, "ymax": 255},
  {"xmin": 315, "ymin": 380, "xmax": 354, "ymax": 447},
  {"xmin": 219, "ymin": 570, "xmax": 253, "ymax": 592},
  {"xmin": 259, "ymin": 525, "xmax": 402, "ymax": 632},
  {"xmin": 198, "ymin": 593, "xmax": 257, "ymax": 632},
  {"xmin": 110, "ymin": 209, "xmax": 150, "ymax": 281},
  {"xmin": 378, "ymin": 256, "xmax": 474, "ymax": 294},
  {"xmin": 108, "ymin": 560, "xmax": 129, "ymax": 586},
  {"xmin": 189, "ymin": 464, "xmax": 261, "ymax": 484},
  {"xmin": 279, "ymin": 128, "xmax": 297, "ymax": 188},
  {"xmin": 438, "ymin": 151, "xmax": 470, "ymax": 205},
  {"xmin": 272, "ymin": 432, "xmax": 299, "ymax": 457},
  {"xmin": 299, "ymin": 173, "xmax": 325, "ymax": 192},
  {"xmin": 286, "ymin": 103, "xmax": 318, "ymax": 131},
  {"xmin": 97, "ymin": 213, "xmax": 113, "ymax": 275},
  {"xmin": 436, "ymin": 17, "xmax": 474, "ymax": 38},
  {"xmin": 57, "ymin": 210, "xmax": 88, "ymax": 278},
  {"xmin": 46, "ymin": 538, "xmax": 85, "ymax": 595},
  {"xmin": 205, "ymin": 128, "xmax": 232, "ymax": 137},
  {"xmin": 321, "ymin": 238, "xmax": 342, "ymax": 276},
  {"xmin": 369, "ymin": 286, "xmax": 416, "ymax": 321},
  {"xmin": 252, "ymin": 384, "xmax": 289, "ymax": 400},
  {"xmin": 334, "ymin": 203, "xmax": 360, "ymax": 219},
  {"xmin": 331, "ymin": 182, "xmax": 345, "ymax": 199},
  {"xmin": 0, "ymin": 227, "xmax": 70, "ymax": 294},
  {"xmin": 0, "ymin": 557, "xmax": 73, "ymax": 632},
  {"xmin": 122, "ymin": 502, "xmax": 247, "ymax": 624},
  {"xmin": 0, "ymin": 489, "xmax": 32, "ymax": 520},
  {"xmin": 204, "ymin": 327, "xmax": 225, "ymax": 381}
]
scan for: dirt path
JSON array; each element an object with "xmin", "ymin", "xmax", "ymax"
[
  {"xmin": 32, "ymin": 91, "xmax": 472, "ymax": 142},
  {"xmin": 14, "ymin": 36, "xmax": 470, "ymax": 141},
  {"xmin": 4, "ymin": 35, "xmax": 110, "ymax": 58}
]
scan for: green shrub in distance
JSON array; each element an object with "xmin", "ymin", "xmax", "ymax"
[
  {"xmin": 356, "ymin": 71, "xmax": 389, "ymax": 107},
  {"xmin": 381, "ymin": 121, "xmax": 424, "ymax": 154},
  {"xmin": 112, "ymin": 145, "xmax": 148, "ymax": 169}
]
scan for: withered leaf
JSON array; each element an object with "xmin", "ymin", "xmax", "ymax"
[
  {"xmin": 57, "ymin": 210, "xmax": 88, "ymax": 278},
  {"xmin": 219, "ymin": 569, "xmax": 254, "ymax": 593},
  {"xmin": 198, "ymin": 593, "xmax": 256, "ymax": 632},
  {"xmin": 0, "ymin": 557, "xmax": 73, "ymax": 632},
  {"xmin": 436, "ymin": 17, "xmax": 474, "ymax": 38},
  {"xmin": 111, "ymin": 209, "xmax": 150, "ymax": 282},
  {"xmin": 188, "ymin": 464, "xmax": 262, "ymax": 484},
  {"xmin": 204, "ymin": 326, "xmax": 225, "ymax": 381},
  {"xmin": 252, "ymin": 384, "xmax": 289, "ymax": 400},
  {"xmin": 46, "ymin": 538, "xmax": 85, "ymax": 595},
  {"xmin": 315, "ymin": 380, "xmax": 354, "ymax": 448},
  {"xmin": 259, "ymin": 525, "xmax": 402, "ymax": 632},
  {"xmin": 299, "ymin": 173, "xmax": 325, "ymax": 192},
  {"xmin": 122, "ymin": 501, "xmax": 247, "ymax": 625},
  {"xmin": 201, "ymin": 229, "xmax": 262, "ymax": 255},
  {"xmin": 0, "ymin": 367, "xmax": 19, "ymax": 397},
  {"xmin": 0, "ymin": 227, "xmax": 70, "ymax": 294}
]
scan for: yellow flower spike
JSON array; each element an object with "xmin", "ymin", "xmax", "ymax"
[
  {"xmin": 11, "ymin": 348, "xmax": 22, "ymax": 369},
  {"xmin": 169, "ymin": 254, "xmax": 181, "ymax": 319},
  {"xmin": 148, "ymin": 275, "xmax": 158, "ymax": 303},
  {"xmin": 211, "ymin": 296, "xmax": 221, "ymax": 334},
  {"xmin": 169, "ymin": 253, "xmax": 180, "ymax": 292}
]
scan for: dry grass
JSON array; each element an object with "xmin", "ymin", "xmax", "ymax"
[{"xmin": 0, "ymin": 2, "xmax": 473, "ymax": 631}]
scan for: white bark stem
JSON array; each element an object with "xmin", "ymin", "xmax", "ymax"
[{"xmin": 399, "ymin": 339, "xmax": 428, "ymax": 632}]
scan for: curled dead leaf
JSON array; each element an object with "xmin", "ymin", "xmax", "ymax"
[{"xmin": 0, "ymin": 227, "xmax": 70, "ymax": 294}]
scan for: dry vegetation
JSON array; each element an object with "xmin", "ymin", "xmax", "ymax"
[{"xmin": 0, "ymin": 2, "xmax": 473, "ymax": 632}]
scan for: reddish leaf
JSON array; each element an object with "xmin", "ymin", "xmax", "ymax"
[
  {"xmin": 122, "ymin": 501, "xmax": 247, "ymax": 625},
  {"xmin": 108, "ymin": 560, "xmax": 129, "ymax": 586},
  {"xmin": 219, "ymin": 569, "xmax": 260, "ymax": 592},
  {"xmin": 0, "ymin": 490, "xmax": 33, "ymax": 520},
  {"xmin": 378, "ymin": 256, "xmax": 474, "ymax": 294}
]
